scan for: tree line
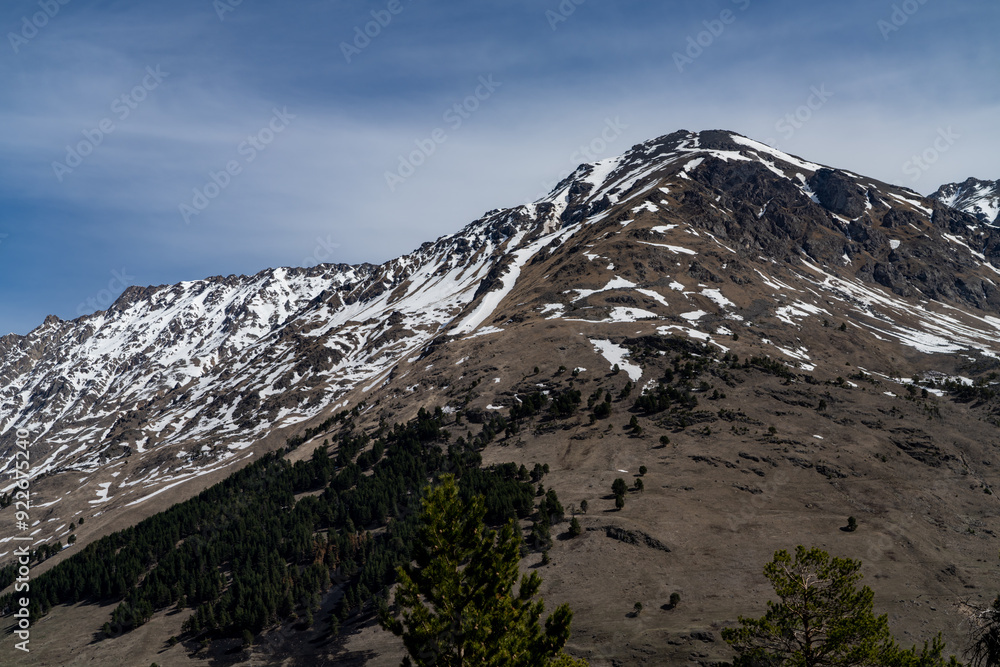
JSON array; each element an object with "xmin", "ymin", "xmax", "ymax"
[{"xmin": 0, "ymin": 405, "xmax": 543, "ymax": 647}]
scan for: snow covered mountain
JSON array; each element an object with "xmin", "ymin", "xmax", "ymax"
[
  {"xmin": 0, "ymin": 207, "xmax": 568, "ymax": 508},
  {"xmin": 9, "ymin": 128, "xmax": 1000, "ymax": 665},
  {"xmin": 3, "ymin": 128, "xmax": 1000, "ymax": 551},
  {"xmin": 931, "ymin": 177, "xmax": 1000, "ymax": 225}
]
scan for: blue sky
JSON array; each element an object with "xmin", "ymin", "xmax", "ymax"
[{"xmin": 0, "ymin": 0, "xmax": 997, "ymax": 335}]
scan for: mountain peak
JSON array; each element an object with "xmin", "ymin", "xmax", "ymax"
[
  {"xmin": 930, "ymin": 177, "xmax": 1000, "ymax": 225},
  {"xmin": 544, "ymin": 129, "xmax": 832, "ymax": 206},
  {"xmin": 536, "ymin": 129, "xmax": 924, "ymax": 236}
]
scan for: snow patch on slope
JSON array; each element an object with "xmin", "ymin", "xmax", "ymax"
[{"xmin": 590, "ymin": 339, "xmax": 642, "ymax": 382}]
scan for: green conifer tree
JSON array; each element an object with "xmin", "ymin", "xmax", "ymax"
[
  {"xmin": 380, "ymin": 474, "xmax": 580, "ymax": 666},
  {"xmin": 723, "ymin": 546, "xmax": 959, "ymax": 667}
]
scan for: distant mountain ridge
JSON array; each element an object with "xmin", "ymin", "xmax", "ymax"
[
  {"xmin": 0, "ymin": 209, "xmax": 561, "ymax": 496},
  {"xmin": 931, "ymin": 176, "xmax": 1000, "ymax": 225}
]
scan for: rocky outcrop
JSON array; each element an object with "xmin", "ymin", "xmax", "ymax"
[{"xmin": 808, "ymin": 168, "xmax": 868, "ymax": 218}]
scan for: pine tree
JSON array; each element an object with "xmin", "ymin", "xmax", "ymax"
[
  {"xmin": 380, "ymin": 474, "xmax": 578, "ymax": 666},
  {"xmin": 722, "ymin": 546, "xmax": 959, "ymax": 667}
]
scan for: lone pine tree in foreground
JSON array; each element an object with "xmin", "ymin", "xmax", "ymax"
[
  {"xmin": 380, "ymin": 474, "xmax": 585, "ymax": 666},
  {"xmin": 722, "ymin": 545, "xmax": 959, "ymax": 667}
]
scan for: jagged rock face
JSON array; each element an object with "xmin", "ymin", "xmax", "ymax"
[
  {"xmin": 1, "ymin": 128, "xmax": 999, "ymax": 555},
  {"xmin": 931, "ymin": 176, "xmax": 1000, "ymax": 224},
  {"xmin": 808, "ymin": 168, "xmax": 869, "ymax": 219}
]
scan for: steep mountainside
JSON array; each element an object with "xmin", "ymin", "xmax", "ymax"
[
  {"xmin": 4, "ymin": 129, "xmax": 1000, "ymax": 666},
  {"xmin": 0, "ymin": 204, "xmax": 567, "ymax": 514}
]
